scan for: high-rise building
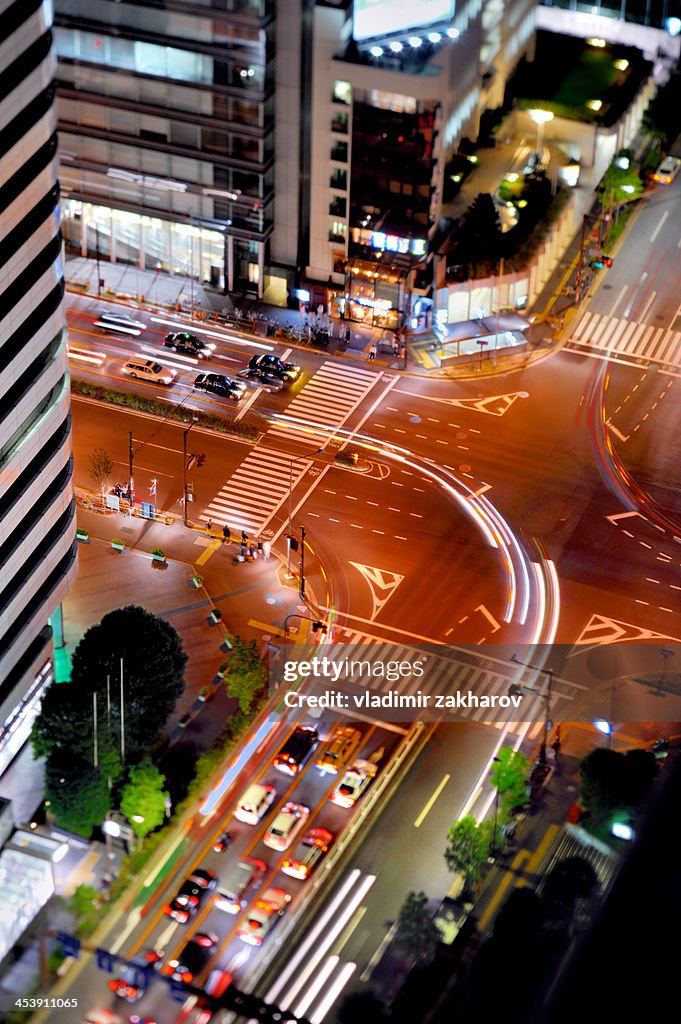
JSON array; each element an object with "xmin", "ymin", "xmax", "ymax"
[
  {"xmin": 0, "ymin": 0, "xmax": 77, "ymax": 775},
  {"xmin": 53, "ymin": 0, "xmax": 276, "ymax": 298}
]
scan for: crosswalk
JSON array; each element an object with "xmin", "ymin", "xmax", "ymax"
[
  {"xmin": 268, "ymin": 361, "xmax": 379, "ymax": 445},
  {"xmin": 326, "ymin": 632, "xmax": 587, "ymax": 736},
  {"xmin": 569, "ymin": 310, "xmax": 681, "ymax": 368},
  {"xmin": 200, "ymin": 361, "xmax": 381, "ymax": 534}
]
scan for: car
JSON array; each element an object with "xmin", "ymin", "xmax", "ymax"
[
  {"xmin": 83, "ymin": 1012, "xmax": 122, "ymax": 1024},
  {"xmin": 282, "ymin": 827, "xmax": 333, "ymax": 880},
  {"xmin": 189, "ymin": 868, "xmax": 217, "ymax": 890},
  {"xmin": 108, "ymin": 980, "xmax": 143, "ymax": 1003},
  {"xmin": 273, "ymin": 726, "xmax": 319, "ymax": 775},
  {"xmin": 651, "ymin": 155, "xmax": 681, "ymax": 185},
  {"xmin": 122, "ymin": 359, "xmax": 175, "ymax": 385},
  {"xmin": 165, "ymin": 332, "xmax": 215, "ymax": 358},
  {"xmin": 194, "ymin": 372, "xmax": 246, "ymax": 400},
  {"xmin": 316, "ymin": 725, "xmax": 362, "ymax": 775},
  {"xmin": 194, "ymin": 931, "xmax": 219, "ymax": 948},
  {"xmin": 234, "ymin": 782, "xmax": 277, "ymax": 825},
  {"xmin": 163, "ymin": 937, "xmax": 214, "ymax": 983},
  {"xmin": 95, "ymin": 312, "xmax": 146, "ymax": 336},
  {"xmin": 214, "ymin": 856, "xmax": 266, "ymax": 914},
  {"xmin": 212, "ymin": 830, "xmax": 233, "ymax": 852},
  {"xmin": 177, "ymin": 712, "xmax": 192, "ymax": 730},
  {"xmin": 236, "ymin": 887, "xmax": 290, "ymax": 946},
  {"xmin": 128, "ymin": 1018, "xmax": 158, "ymax": 1024},
  {"xmin": 164, "ymin": 879, "xmax": 205, "ymax": 923},
  {"xmin": 263, "ymin": 801, "xmax": 309, "ymax": 851},
  {"xmin": 237, "ymin": 366, "xmax": 284, "ymax": 392},
  {"xmin": 248, "ymin": 353, "xmax": 300, "ymax": 382},
  {"xmin": 142, "ymin": 949, "xmax": 164, "ymax": 970},
  {"xmin": 329, "ymin": 758, "xmax": 378, "ymax": 808}
]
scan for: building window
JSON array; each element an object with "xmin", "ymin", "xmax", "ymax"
[
  {"xmin": 330, "ymin": 170, "xmax": 347, "ymax": 190},
  {"xmin": 329, "ymin": 220, "xmax": 347, "ymax": 243},
  {"xmin": 329, "ymin": 197, "xmax": 346, "ymax": 217},
  {"xmin": 332, "ymin": 80, "xmax": 352, "ymax": 105},
  {"xmin": 331, "ymin": 142, "xmax": 348, "ymax": 162},
  {"xmin": 331, "ymin": 112, "xmax": 349, "ymax": 134}
]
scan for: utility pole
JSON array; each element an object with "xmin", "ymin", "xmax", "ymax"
[
  {"xmin": 119, "ymin": 658, "xmax": 125, "ymax": 766},
  {"xmin": 509, "ymin": 654, "xmax": 555, "ymax": 763},
  {"xmin": 128, "ymin": 431, "xmax": 134, "ymax": 507},
  {"xmin": 574, "ymin": 213, "xmax": 589, "ymax": 305},
  {"xmin": 299, "ymin": 526, "xmax": 306, "ymax": 599},
  {"xmin": 183, "ymin": 418, "xmax": 199, "ymax": 527},
  {"xmin": 95, "ymin": 225, "xmax": 102, "ymax": 298}
]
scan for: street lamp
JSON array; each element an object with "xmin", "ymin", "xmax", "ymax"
[
  {"xmin": 594, "ymin": 718, "xmax": 613, "ymax": 748},
  {"xmin": 183, "ymin": 416, "xmax": 199, "ymax": 527},
  {"xmin": 490, "ymin": 756, "xmax": 501, "ymax": 858},
  {"xmin": 286, "ymin": 449, "xmax": 323, "ymax": 578},
  {"xmin": 509, "ymin": 653, "xmax": 555, "ymax": 763},
  {"xmin": 283, "ymin": 612, "xmax": 328, "ymax": 637},
  {"xmin": 528, "ymin": 108, "xmax": 554, "ymax": 161}
]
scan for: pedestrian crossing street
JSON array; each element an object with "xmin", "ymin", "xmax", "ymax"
[
  {"xmin": 568, "ymin": 310, "xmax": 681, "ymax": 368},
  {"xmin": 331, "ymin": 632, "xmax": 586, "ymax": 738},
  {"xmin": 268, "ymin": 361, "xmax": 379, "ymax": 445},
  {"xmin": 200, "ymin": 361, "xmax": 381, "ymax": 534}
]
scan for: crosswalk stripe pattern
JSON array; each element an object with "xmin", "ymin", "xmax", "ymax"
[
  {"xmin": 570, "ymin": 311, "xmax": 681, "ymax": 367},
  {"xmin": 200, "ymin": 448, "xmax": 311, "ymax": 534},
  {"xmin": 200, "ymin": 362, "xmax": 380, "ymax": 533},
  {"xmin": 332, "ymin": 631, "xmax": 580, "ymax": 736},
  {"xmin": 267, "ymin": 361, "xmax": 379, "ymax": 445}
]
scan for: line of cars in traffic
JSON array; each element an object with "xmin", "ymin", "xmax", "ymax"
[{"xmin": 104, "ymin": 721, "xmax": 382, "ymax": 1015}]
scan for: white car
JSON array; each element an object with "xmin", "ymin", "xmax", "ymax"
[
  {"xmin": 122, "ymin": 358, "xmax": 175, "ymax": 385},
  {"xmin": 329, "ymin": 758, "xmax": 378, "ymax": 808},
  {"xmin": 652, "ymin": 155, "xmax": 681, "ymax": 185},
  {"xmin": 263, "ymin": 801, "xmax": 309, "ymax": 851},
  {"xmin": 236, "ymin": 887, "xmax": 290, "ymax": 946}
]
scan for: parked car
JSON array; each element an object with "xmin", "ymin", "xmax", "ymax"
[
  {"xmin": 273, "ymin": 726, "xmax": 319, "ymax": 775},
  {"xmin": 236, "ymin": 887, "xmax": 290, "ymax": 945},
  {"xmin": 193, "ymin": 372, "xmax": 246, "ymax": 400},
  {"xmin": 329, "ymin": 758, "xmax": 378, "ymax": 808},
  {"xmin": 122, "ymin": 359, "xmax": 175, "ymax": 385},
  {"xmin": 282, "ymin": 827, "xmax": 333, "ymax": 880},
  {"xmin": 263, "ymin": 801, "xmax": 309, "ymax": 851},
  {"xmin": 165, "ymin": 332, "xmax": 214, "ymax": 358},
  {"xmin": 248, "ymin": 353, "xmax": 300, "ymax": 382}
]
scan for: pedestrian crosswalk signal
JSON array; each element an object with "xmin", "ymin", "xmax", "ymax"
[{"xmin": 288, "ymin": 536, "xmax": 299, "ymax": 552}]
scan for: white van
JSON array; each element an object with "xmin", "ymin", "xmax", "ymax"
[{"xmin": 234, "ymin": 782, "xmax": 276, "ymax": 825}]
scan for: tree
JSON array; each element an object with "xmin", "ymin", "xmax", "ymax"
[
  {"xmin": 45, "ymin": 752, "xmax": 110, "ymax": 838},
  {"xmin": 120, "ymin": 758, "xmax": 169, "ymax": 836},
  {"xmin": 444, "ymin": 815, "xmax": 489, "ymax": 892},
  {"xmin": 225, "ymin": 636, "xmax": 267, "ymax": 713},
  {"xmin": 394, "ymin": 890, "xmax": 441, "ymax": 966},
  {"xmin": 64, "ymin": 883, "xmax": 102, "ymax": 938},
  {"xmin": 491, "ymin": 747, "xmax": 530, "ymax": 821},
  {"xmin": 336, "ymin": 989, "xmax": 387, "ymax": 1024},
  {"xmin": 579, "ymin": 747, "xmax": 656, "ymax": 840},
  {"xmin": 460, "ymin": 193, "xmax": 502, "ymax": 262},
  {"xmin": 88, "ymin": 447, "xmax": 114, "ymax": 494}
]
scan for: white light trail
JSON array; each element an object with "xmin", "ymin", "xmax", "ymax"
[
  {"xmin": 149, "ymin": 316, "xmax": 273, "ymax": 351},
  {"xmin": 293, "ymin": 955, "xmax": 339, "ymax": 1018},
  {"xmin": 309, "ymin": 962, "xmax": 357, "ymax": 1024}
]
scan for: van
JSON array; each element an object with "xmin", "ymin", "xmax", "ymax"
[
  {"xmin": 316, "ymin": 724, "xmax": 362, "ymax": 775},
  {"xmin": 214, "ymin": 856, "xmax": 266, "ymax": 914},
  {"xmin": 234, "ymin": 782, "xmax": 276, "ymax": 825}
]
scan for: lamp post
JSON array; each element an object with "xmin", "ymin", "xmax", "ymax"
[
  {"xmin": 490, "ymin": 755, "xmax": 501, "ymax": 858},
  {"xmin": 594, "ymin": 718, "xmax": 613, "ymax": 748},
  {"xmin": 509, "ymin": 653, "xmax": 555, "ymax": 763},
  {"xmin": 183, "ymin": 416, "xmax": 199, "ymax": 527},
  {"xmin": 528, "ymin": 108, "xmax": 554, "ymax": 162},
  {"xmin": 283, "ymin": 612, "xmax": 327, "ymax": 637},
  {"xmin": 286, "ymin": 449, "xmax": 323, "ymax": 578}
]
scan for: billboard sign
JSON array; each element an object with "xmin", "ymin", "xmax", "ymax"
[{"xmin": 353, "ymin": 0, "xmax": 455, "ymax": 41}]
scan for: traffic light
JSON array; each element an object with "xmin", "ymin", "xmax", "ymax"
[
  {"xmin": 590, "ymin": 258, "xmax": 605, "ymax": 270},
  {"xmin": 312, "ymin": 621, "xmax": 327, "ymax": 634},
  {"xmin": 196, "ymin": 453, "xmax": 206, "ymax": 468},
  {"xmin": 187, "ymin": 453, "xmax": 197, "ymax": 471},
  {"xmin": 603, "ymin": 256, "xmax": 613, "ymax": 267},
  {"xmin": 288, "ymin": 536, "xmax": 299, "ymax": 552},
  {"xmin": 56, "ymin": 932, "xmax": 81, "ymax": 959}
]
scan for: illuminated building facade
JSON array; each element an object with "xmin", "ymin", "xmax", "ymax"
[{"xmin": 0, "ymin": 0, "xmax": 77, "ymax": 776}]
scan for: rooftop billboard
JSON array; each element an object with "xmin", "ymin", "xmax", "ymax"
[{"xmin": 353, "ymin": 0, "xmax": 455, "ymax": 41}]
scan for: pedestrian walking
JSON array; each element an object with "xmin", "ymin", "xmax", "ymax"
[
  {"xmin": 206, "ymin": 518, "xmax": 213, "ymax": 534},
  {"xmin": 240, "ymin": 541, "xmax": 247, "ymax": 559},
  {"xmin": 222, "ymin": 525, "xmax": 231, "ymax": 544},
  {"xmin": 368, "ymin": 343, "xmax": 377, "ymax": 361},
  {"xmin": 249, "ymin": 542, "xmax": 256, "ymax": 559},
  {"xmin": 345, "ymin": 327, "xmax": 351, "ymax": 345},
  {"xmin": 263, "ymin": 539, "xmax": 271, "ymax": 560},
  {"xmin": 241, "ymin": 529, "xmax": 248, "ymax": 545},
  {"xmin": 551, "ymin": 728, "xmax": 561, "ymax": 763},
  {"xmin": 257, "ymin": 540, "xmax": 264, "ymax": 556},
  {"xmin": 392, "ymin": 339, "xmax": 399, "ymax": 356}
]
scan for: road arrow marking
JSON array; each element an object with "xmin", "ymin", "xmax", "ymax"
[
  {"xmin": 475, "ymin": 604, "xmax": 501, "ymax": 632},
  {"xmin": 606, "ymin": 510, "xmax": 645, "ymax": 526},
  {"xmin": 349, "ymin": 562, "xmax": 405, "ymax": 621},
  {"xmin": 606, "ymin": 419, "xmax": 630, "ymax": 441},
  {"xmin": 394, "ymin": 389, "xmax": 526, "ymax": 416}
]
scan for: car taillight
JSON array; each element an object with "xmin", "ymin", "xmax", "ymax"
[
  {"xmin": 163, "ymin": 905, "xmax": 171, "ymax": 915},
  {"xmin": 181, "ymin": 971, "xmax": 194, "ymax": 983}
]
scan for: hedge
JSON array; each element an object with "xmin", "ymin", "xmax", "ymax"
[{"xmin": 71, "ymin": 378, "xmax": 261, "ymax": 441}]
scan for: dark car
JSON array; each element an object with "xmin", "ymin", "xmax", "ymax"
[
  {"xmin": 237, "ymin": 366, "xmax": 284, "ymax": 392},
  {"xmin": 189, "ymin": 868, "xmax": 217, "ymax": 890},
  {"xmin": 248, "ymin": 353, "xmax": 300, "ymax": 382},
  {"xmin": 163, "ymin": 937, "xmax": 216, "ymax": 984},
  {"xmin": 165, "ymin": 332, "xmax": 215, "ymax": 359},
  {"xmin": 194, "ymin": 372, "xmax": 246, "ymax": 401},
  {"xmin": 273, "ymin": 726, "xmax": 319, "ymax": 776},
  {"xmin": 164, "ymin": 879, "xmax": 205, "ymax": 923}
]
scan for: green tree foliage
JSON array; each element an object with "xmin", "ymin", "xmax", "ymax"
[
  {"xmin": 64, "ymin": 883, "xmax": 102, "ymax": 937},
  {"xmin": 642, "ymin": 70, "xmax": 681, "ymax": 147},
  {"xmin": 33, "ymin": 606, "xmax": 187, "ymax": 763},
  {"xmin": 444, "ymin": 815, "xmax": 489, "ymax": 891},
  {"xmin": 225, "ymin": 636, "xmax": 267, "ymax": 713},
  {"xmin": 394, "ymin": 890, "xmax": 441, "ymax": 966},
  {"xmin": 120, "ymin": 758, "xmax": 169, "ymax": 837},
  {"xmin": 491, "ymin": 747, "xmax": 530, "ymax": 821},
  {"xmin": 599, "ymin": 155, "xmax": 643, "ymax": 204},
  {"xmin": 579, "ymin": 747, "xmax": 656, "ymax": 838},
  {"xmin": 336, "ymin": 989, "xmax": 388, "ymax": 1024},
  {"xmin": 88, "ymin": 447, "xmax": 114, "ymax": 494},
  {"xmin": 45, "ymin": 753, "xmax": 110, "ymax": 838}
]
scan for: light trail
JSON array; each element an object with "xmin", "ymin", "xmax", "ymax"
[
  {"xmin": 199, "ymin": 717, "xmax": 278, "ymax": 818},
  {"xmin": 149, "ymin": 315, "xmax": 274, "ymax": 351},
  {"xmin": 309, "ymin": 962, "xmax": 357, "ymax": 1024}
]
